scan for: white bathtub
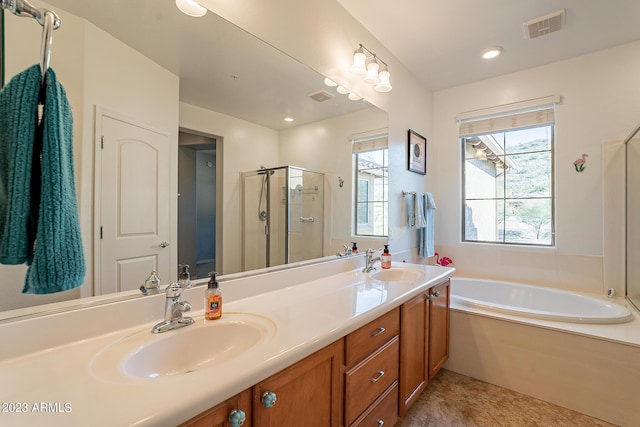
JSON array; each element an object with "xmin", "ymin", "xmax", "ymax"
[{"xmin": 450, "ymin": 277, "xmax": 634, "ymax": 324}]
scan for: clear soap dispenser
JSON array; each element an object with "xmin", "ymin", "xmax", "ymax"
[{"xmin": 178, "ymin": 264, "xmax": 191, "ymax": 288}]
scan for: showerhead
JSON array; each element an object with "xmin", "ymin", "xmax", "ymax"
[{"xmin": 258, "ymin": 166, "xmax": 275, "ymax": 175}]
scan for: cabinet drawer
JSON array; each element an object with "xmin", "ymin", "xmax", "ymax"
[
  {"xmin": 345, "ymin": 307, "xmax": 399, "ymax": 366},
  {"xmin": 350, "ymin": 382, "xmax": 398, "ymax": 427},
  {"xmin": 345, "ymin": 336, "xmax": 399, "ymax": 425}
]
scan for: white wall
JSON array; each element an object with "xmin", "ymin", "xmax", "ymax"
[{"xmin": 433, "ymin": 40, "xmax": 640, "ymax": 295}]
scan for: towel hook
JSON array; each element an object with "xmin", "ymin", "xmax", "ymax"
[
  {"xmin": 0, "ymin": 0, "xmax": 61, "ymax": 83},
  {"xmin": 39, "ymin": 9, "xmax": 59, "ymax": 83}
]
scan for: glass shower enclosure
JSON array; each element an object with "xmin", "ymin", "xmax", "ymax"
[{"xmin": 242, "ymin": 166, "xmax": 324, "ymax": 271}]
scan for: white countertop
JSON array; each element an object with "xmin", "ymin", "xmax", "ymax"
[{"xmin": 0, "ymin": 262, "xmax": 454, "ymax": 426}]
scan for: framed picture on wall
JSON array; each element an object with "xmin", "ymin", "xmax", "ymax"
[{"xmin": 408, "ymin": 129, "xmax": 426, "ymax": 174}]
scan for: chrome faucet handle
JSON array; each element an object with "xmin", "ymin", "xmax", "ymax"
[{"xmin": 165, "ymin": 282, "xmax": 188, "ymax": 298}]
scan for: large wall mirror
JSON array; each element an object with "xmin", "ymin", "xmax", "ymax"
[{"xmin": 0, "ymin": 0, "xmax": 389, "ymax": 319}]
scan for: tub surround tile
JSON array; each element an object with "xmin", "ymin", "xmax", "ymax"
[{"xmin": 398, "ymin": 370, "xmax": 614, "ymax": 427}]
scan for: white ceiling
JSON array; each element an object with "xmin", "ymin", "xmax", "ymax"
[
  {"xmin": 43, "ymin": 0, "xmax": 372, "ymax": 130},
  {"xmin": 338, "ymin": 0, "xmax": 640, "ymax": 90},
  {"xmin": 38, "ymin": 0, "xmax": 640, "ymax": 128}
]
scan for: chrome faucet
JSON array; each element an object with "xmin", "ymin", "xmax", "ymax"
[
  {"xmin": 151, "ymin": 282, "xmax": 195, "ymax": 334},
  {"xmin": 362, "ymin": 248, "xmax": 381, "ymax": 273}
]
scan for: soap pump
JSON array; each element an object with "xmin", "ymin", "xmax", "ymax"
[
  {"xmin": 178, "ymin": 264, "xmax": 191, "ymax": 288},
  {"xmin": 381, "ymin": 244, "xmax": 392, "ymax": 269},
  {"xmin": 351, "ymin": 242, "xmax": 358, "ymax": 254},
  {"xmin": 205, "ymin": 272, "xmax": 222, "ymax": 321}
]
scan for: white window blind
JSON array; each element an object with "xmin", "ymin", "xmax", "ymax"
[
  {"xmin": 457, "ymin": 95, "xmax": 560, "ymax": 137},
  {"xmin": 351, "ymin": 128, "xmax": 388, "ymax": 152}
]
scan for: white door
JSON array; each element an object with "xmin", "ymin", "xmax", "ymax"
[{"xmin": 97, "ymin": 114, "xmax": 172, "ymax": 294}]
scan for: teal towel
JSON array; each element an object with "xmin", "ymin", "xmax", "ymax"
[
  {"xmin": 0, "ymin": 65, "xmax": 85, "ymax": 294},
  {"xmin": 419, "ymin": 192, "xmax": 436, "ymax": 258},
  {"xmin": 0, "ymin": 65, "xmax": 40, "ymax": 264},
  {"xmin": 23, "ymin": 67, "xmax": 85, "ymax": 294}
]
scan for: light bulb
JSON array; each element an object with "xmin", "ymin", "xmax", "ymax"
[
  {"xmin": 348, "ymin": 92, "xmax": 362, "ymax": 101},
  {"xmin": 375, "ymin": 67, "xmax": 392, "ymax": 92},
  {"xmin": 336, "ymin": 85, "xmax": 349, "ymax": 95},
  {"xmin": 324, "ymin": 77, "xmax": 338, "ymax": 87},
  {"xmin": 363, "ymin": 58, "xmax": 380, "ymax": 84},
  {"xmin": 350, "ymin": 47, "xmax": 367, "ymax": 76}
]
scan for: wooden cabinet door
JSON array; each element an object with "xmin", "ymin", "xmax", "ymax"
[
  {"xmin": 398, "ymin": 292, "xmax": 429, "ymax": 416},
  {"xmin": 253, "ymin": 339, "xmax": 343, "ymax": 427},
  {"xmin": 428, "ymin": 280, "xmax": 450, "ymax": 379},
  {"xmin": 180, "ymin": 389, "xmax": 252, "ymax": 427}
]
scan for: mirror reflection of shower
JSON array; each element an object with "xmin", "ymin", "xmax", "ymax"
[
  {"xmin": 626, "ymin": 124, "xmax": 640, "ymax": 312},
  {"xmin": 258, "ymin": 166, "xmax": 274, "ymax": 222},
  {"xmin": 242, "ymin": 166, "xmax": 324, "ymax": 271}
]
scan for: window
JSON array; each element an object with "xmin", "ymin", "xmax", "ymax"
[
  {"xmin": 460, "ymin": 99, "xmax": 557, "ymax": 246},
  {"xmin": 353, "ymin": 131, "xmax": 388, "ymax": 237}
]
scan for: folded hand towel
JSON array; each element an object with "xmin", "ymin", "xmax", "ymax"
[
  {"xmin": 22, "ymin": 67, "xmax": 85, "ymax": 294},
  {"xmin": 419, "ymin": 192, "xmax": 436, "ymax": 258},
  {"xmin": 407, "ymin": 193, "xmax": 427, "ymax": 229},
  {"xmin": 0, "ymin": 65, "xmax": 41, "ymax": 264}
]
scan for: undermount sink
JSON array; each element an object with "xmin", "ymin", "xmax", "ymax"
[
  {"xmin": 90, "ymin": 313, "xmax": 276, "ymax": 380},
  {"xmin": 369, "ymin": 268, "xmax": 423, "ymax": 282}
]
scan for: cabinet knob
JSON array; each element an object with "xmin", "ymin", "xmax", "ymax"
[
  {"xmin": 228, "ymin": 409, "xmax": 246, "ymax": 427},
  {"xmin": 428, "ymin": 290, "xmax": 440, "ymax": 301},
  {"xmin": 377, "ymin": 420, "xmax": 385, "ymax": 426},
  {"xmin": 370, "ymin": 370, "xmax": 385, "ymax": 383},
  {"xmin": 371, "ymin": 327, "xmax": 386, "ymax": 337},
  {"xmin": 261, "ymin": 391, "xmax": 277, "ymax": 408}
]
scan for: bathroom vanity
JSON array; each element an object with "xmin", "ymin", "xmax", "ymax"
[
  {"xmin": 0, "ymin": 259, "xmax": 453, "ymax": 426},
  {"xmin": 180, "ymin": 278, "xmax": 451, "ymax": 427}
]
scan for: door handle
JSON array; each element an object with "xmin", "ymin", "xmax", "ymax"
[{"xmin": 159, "ymin": 241, "xmax": 170, "ymax": 248}]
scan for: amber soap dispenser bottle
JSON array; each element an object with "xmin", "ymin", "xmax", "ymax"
[
  {"xmin": 205, "ymin": 272, "xmax": 222, "ymax": 321},
  {"xmin": 381, "ymin": 244, "xmax": 392, "ymax": 269}
]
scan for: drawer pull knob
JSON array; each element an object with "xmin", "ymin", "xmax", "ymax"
[
  {"xmin": 371, "ymin": 327, "xmax": 385, "ymax": 337},
  {"xmin": 261, "ymin": 391, "xmax": 277, "ymax": 408},
  {"xmin": 228, "ymin": 409, "xmax": 246, "ymax": 427},
  {"xmin": 371, "ymin": 370, "xmax": 385, "ymax": 383},
  {"xmin": 377, "ymin": 421, "xmax": 385, "ymax": 426}
]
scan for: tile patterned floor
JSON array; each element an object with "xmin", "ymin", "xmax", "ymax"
[{"xmin": 397, "ymin": 369, "xmax": 616, "ymax": 427}]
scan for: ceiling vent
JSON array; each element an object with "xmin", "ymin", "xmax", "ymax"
[
  {"xmin": 308, "ymin": 90, "xmax": 335, "ymax": 102},
  {"xmin": 523, "ymin": 9, "xmax": 565, "ymax": 39}
]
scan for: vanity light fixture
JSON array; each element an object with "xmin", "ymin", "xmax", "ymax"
[
  {"xmin": 176, "ymin": 0, "xmax": 207, "ymax": 17},
  {"xmin": 348, "ymin": 92, "xmax": 362, "ymax": 101},
  {"xmin": 481, "ymin": 46, "xmax": 503, "ymax": 59},
  {"xmin": 349, "ymin": 44, "xmax": 392, "ymax": 92},
  {"xmin": 336, "ymin": 85, "xmax": 349, "ymax": 95}
]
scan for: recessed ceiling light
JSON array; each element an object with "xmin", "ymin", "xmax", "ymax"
[
  {"xmin": 175, "ymin": 0, "xmax": 207, "ymax": 17},
  {"xmin": 481, "ymin": 46, "xmax": 503, "ymax": 59},
  {"xmin": 283, "ymin": 117, "xmax": 294, "ymax": 122}
]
